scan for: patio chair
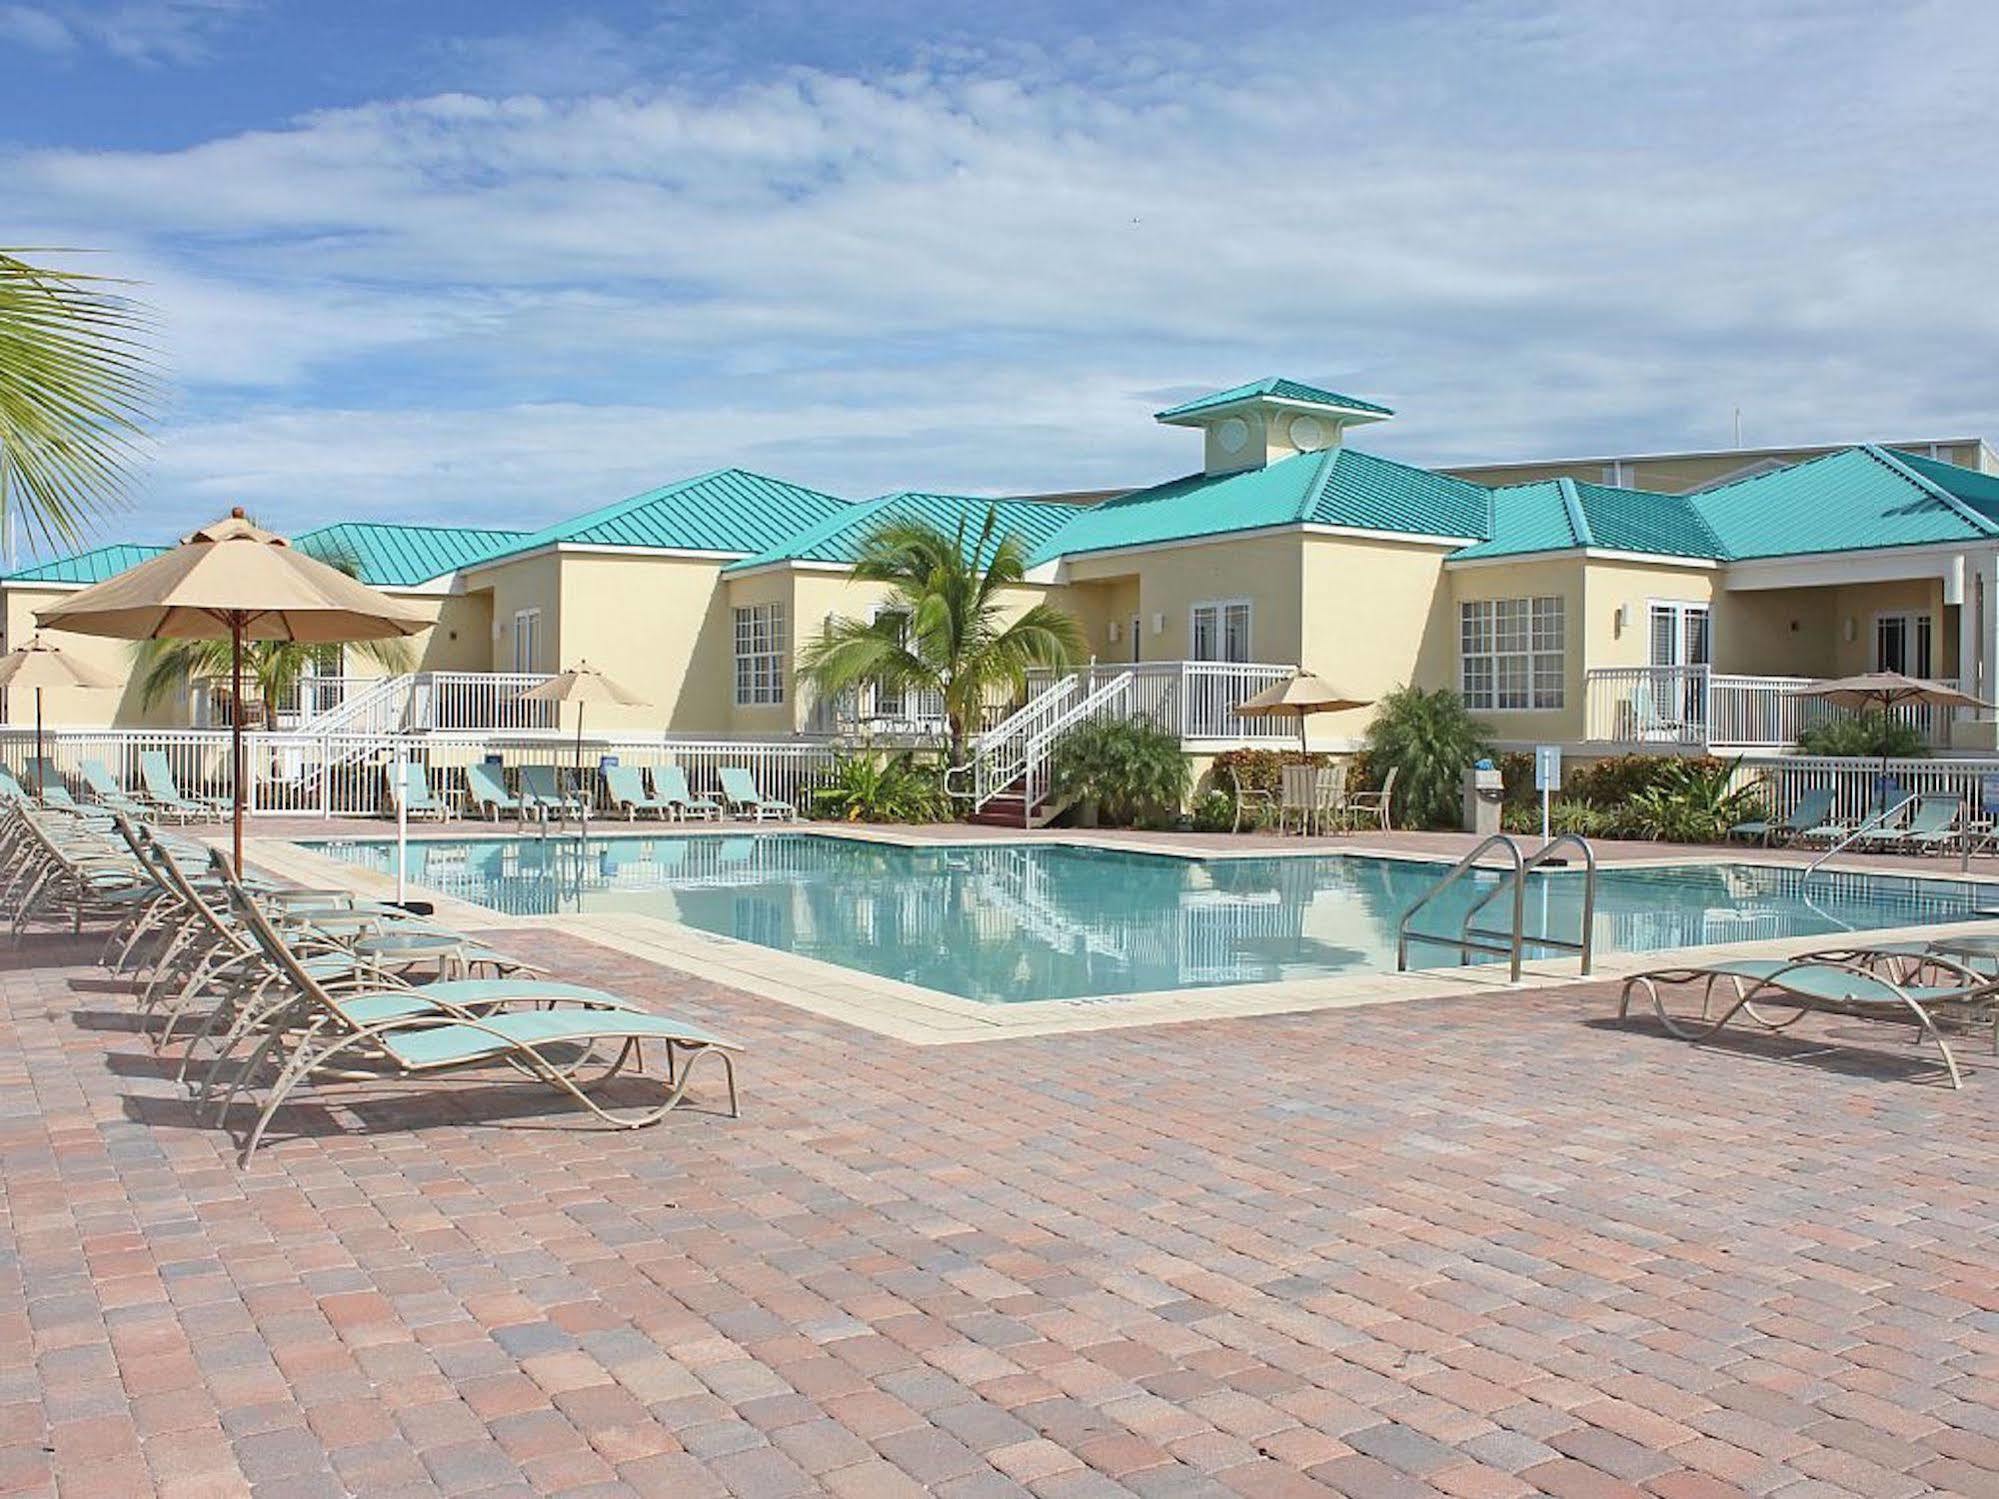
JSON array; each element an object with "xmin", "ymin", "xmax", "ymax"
[
  {"xmin": 651, "ymin": 764, "xmax": 721, "ymax": 822},
  {"xmin": 80, "ymin": 760, "xmax": 151, "ymax": 820},
  {"xmin": 387, "ymin": 761, "xmax": 451, "ymax": 821},
  {"xmin": 1224, "ymin": 762, "xmax": 1275, "ymax": 835},
  {"xmin": 139, "ymin": 751, "xmax": 229, "ymax": 821},
  {"xmin": 1617, "ymin": 953, "xmax": 1993, "ymax": 1089},
  {"xmin": 1346, "ymin": 765, "xmax": 1397, "ymax": 834},
  {"xmin": 604, "ymin": 765, "xmax": 673, "ymax": 820},
  {"xmin": 465, "ymin": 762, "xmax": 527, "ymax": 821},
  {"xmin": 519, "ymin": 764, "xmax": 587, "ymax": 821},
  {"xmin": 1727, "ymin": 785, "xmax": 1834, "ymax": 846},
  {"xmin": 217, "ymin": 875, "xmax": 741, "ymax": 1165},
  {"xmin": 718, "ymin": 766, "xmax": 794, "ymax": 822},
  {"xmin": 1868, "ymin": 794, "xmax": 1960, "ymax": 856}
]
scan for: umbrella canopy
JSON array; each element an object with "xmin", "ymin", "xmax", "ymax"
[
  {"xmin": 35, "ymin": 509, "xmax": 432, "ymax": 869},
  {"xmin": 1234, "ymin": 671, "xmax": 1372, "ymax": 756},
  {"xmin": 0, "ymin": 636, "xmax": 119, "ymax": 796}
]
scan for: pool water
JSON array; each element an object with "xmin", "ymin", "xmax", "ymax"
[{"xmin": 301, "ymin": 833, "xmax": 1995, "ymax": 1004}]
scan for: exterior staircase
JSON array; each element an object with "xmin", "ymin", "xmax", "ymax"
[{"xmin": 960, "ymin": 671, "xmax": 1139, "ymax": 828}]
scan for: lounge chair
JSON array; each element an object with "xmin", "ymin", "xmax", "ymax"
[
  {"xmin": 604, "ymin": 765, "xmax": 673, "ymax": 820},
  {"xmin": 0, "ymin": 768, "xmax": 26, "ymax": 805},
  {"xmin": 1346, "ymin": 765, "xmax": 1397, "ymax": 834},
  {"xmin": 519, "ymin": 764, "xmax": 587, "ymax": 821},
  {"xmin": 24, "ymin": 758, "xmax": 66, "ymax": 800},
  {"xmin": 80, "ymin": 760, "xmax": 151, "ymax": 820},
  {"xmin": 1617, "ymin": 954, "xmax": 1993, "ymax": 1089},
  {"xmin": 651, "ymin": 764, "xmax": 721, "ymax": 822},
  {"xmin": 219, "ymin": 878, "xmax": 741, "ymax": 1164},
  {"xmin": 465, "ymin": 762, "xmax": 527, "ymax": 821},
  {"xmin": 139, "ymin": 751, "xmax": 228, "ymax": 821},
  {"xmin": 718, "ymin": 766, "xmax": 794, "ymax": 822},
  {"xmin": 1728, "ymin": 785, "xmax": 1834, "ymax": 847},
  {"xmin": 387, "ymin": 761, "xmax": 452, "ymax": 821},
  {"xmin": 1868, "ymin": 794, "xmax": 1960, "ymax": 856}
]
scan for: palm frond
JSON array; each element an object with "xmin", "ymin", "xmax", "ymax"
[{"xmin": 0, "ymin": 251, "xmax": 160, "ymax": 560}]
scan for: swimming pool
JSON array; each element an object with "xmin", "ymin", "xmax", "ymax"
[{"xmin": 300, "ymin": 833, "xmax": 1995, "ymax": 1004}]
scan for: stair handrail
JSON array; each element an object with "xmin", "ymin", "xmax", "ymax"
[
  {"xmin": 301, "ymin": 673, "xmax": 417, "ymax": 736},
  {"xmin": 1397, "ymin": 835, "xmax": 1527, "ymax": 978},
  {"xmin": 958, "ymin": 675, "xmax": 1081, "ymax": 808},
  {"xmin": 1461, "ymin": 833, "xmax": 1599, "ymax": 977},
  {"xmin": 1805, "ymin": 792, "xmax": 1919, "ymax": 879},
  {"xmin": 1022, "ymin": 672, "xmax": 1134, "ymax": 817}
]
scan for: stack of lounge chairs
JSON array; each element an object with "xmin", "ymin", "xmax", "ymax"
[
  {"xmin": 0, "ymin": 799, "xmax": 742, "ymax": 1165},
  {"xmin": 458, "ymin": 761, "xmax": 784, "ymax": 824}
]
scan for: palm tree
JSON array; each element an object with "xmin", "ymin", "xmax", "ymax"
[
  {"xmin": 0, "ymin": 250, "xmax": 158, "ymax": 558},
  {"xmin": 798, "ymin": 508, "xmax": 1084, "ymax": 764}
]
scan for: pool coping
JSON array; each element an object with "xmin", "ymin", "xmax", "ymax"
[{"xmin": 245, "ymin": 824, "xmax": 1999, "ymax": 1045}]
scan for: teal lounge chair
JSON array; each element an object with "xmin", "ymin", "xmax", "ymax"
[
  {"xmin": 81, "ymin": 760, "xmax": 151, "ymax": 820},
  {"xmin": 1618, "ymin": 953, "xmax": 1994, "ymax": 1089},
  {"xmin": 519, "ymin": 764, "xmax": 586, "ymax": 820},
  {"xmin": 25, "ymin": 757, "xmax": 66, "ymax": 800},
  {"xmin": 388, "ymin": 761, "xmax": 451, "ymax": 821},
  {"xmin": 1729, "ymin": 785, "xmax": 1835, "ymax": 847},
  {"xmin": 139, "ymin": 751, "xmax": 228, "ymax": 821},
  {"xmin": 1870, "ymin": 794, "xmax": 1960, "ymax": 856},
  {"xmin": 651, "ymin": 765, "xmax": 721, "ymax": 822},
  {"xmin": 718, "ymin": 767, "xmax": 794, "ymax": 822},
  {"xmin": 604, "ymin": 765, "xmax": 673, "ymax": 820},
  {"xmin": 0, "ymin": 767, "xmax": 28, "ymax": 804},
  {"xmin": 221, "ymin": 879, "xmax": 742, "ymax": 1164},
  {"xmin": 465, "ymin": 762, "xmax": 526, "ymax": 821}
]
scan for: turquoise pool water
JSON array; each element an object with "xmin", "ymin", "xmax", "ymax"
[{"xmin": 300, "ymin": 833, "xmax": 1994, "ymax": 1004}]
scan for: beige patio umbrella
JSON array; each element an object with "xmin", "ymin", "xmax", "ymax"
[
  {"xmin": 518, "ymin": 662, "xmax": 649, "ymax": 805},
  {"xmin": 35, "ymin": 509, "xmax": 432, "ymax": 870},
  {"xmin": 0, "ymin": 636, "xmax": 120, "ymax": 796},
  {"xmin": 1790, "ymin": 672, "xmax": 1992, "ymax": 794},
  {"xmin": 1234, "ymin": 671, "xmax": 1372, "ymax": 756}
]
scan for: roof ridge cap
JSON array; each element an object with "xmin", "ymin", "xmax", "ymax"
[
  {"xmin": 1554, "ymin": 478, "xmax": 1594, "ymax": 548},
  {"xmin": 1298, "ymin": 445, "xmax": 1345, "ymax": 523},
  {"xmin": 1863, "ymin": 444, "xmax": 1999, "ymax": 537}
]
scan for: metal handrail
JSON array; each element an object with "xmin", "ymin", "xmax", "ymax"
[
  {"xmin": 1397, "ymin": 833, "xmax": 1598, "ymax": 982},
  {"xmin": 1397, "ymin": 834, "xmax": 1527, "ymax": 979},
  {"xmin": 1462, "ymin": 832, "xmax": 1598, "ymax": 977},
  {"xmin": 1805, "ymin": 792, "xmax": 1919, "ymax": 879}
]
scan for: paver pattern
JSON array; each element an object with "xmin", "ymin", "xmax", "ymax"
[{"xmin": 1, "ymin": 923, "xmax": 1995, "ymax": 1498}]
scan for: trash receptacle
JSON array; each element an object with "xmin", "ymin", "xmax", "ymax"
[{"xmin": 1462, "ymin": 762, "xmax": 1504, "ymax": 836}]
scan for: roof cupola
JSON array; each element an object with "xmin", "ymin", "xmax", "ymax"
[{"xmin": 1154, "ymin": 378, "xmax": 1394, "ymax": 476}]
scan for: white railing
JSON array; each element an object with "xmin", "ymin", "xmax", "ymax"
[
  {"xmin": 971, "ymin": 675, "xmax": 1080, "ymax": 808},
  {"xmin": 0, "ymin": 726, "xmax": 844, "ymax": 819},
  {"xmin": 1731, "ymin": 753, "xmax": 1999, "ymax": 825},
  {"xmin": 1022, "ymin": 671, "xmax": 1137, "ymax": 817},
  {"xmin": 1025, "ymin": 661, "xmax": 1300, "ymax": 741},
  {"xmin": 1586, "ymin": 667, "xmax": 1963, "ymax": 750},
  {"xmin": 425, "ymin": 672, "xmax": 559, "ymax": 730}
]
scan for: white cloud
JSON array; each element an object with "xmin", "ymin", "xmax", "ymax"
[
  {"xmin": 0, "ymin": 4, "xmax": 74, "ymax": 51},
  {"xmin": 10, "ymin": 0, "xmax": 1999, "ymax": 549}
]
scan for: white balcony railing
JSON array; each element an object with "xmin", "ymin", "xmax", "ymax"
[
  {"xmin": 1026, "ymin": 661, "xmax": 1301, "ymax": 742},
  {"xmin": 1585, "ymin": 667, "xmax": 1963, "ymax": 751}
]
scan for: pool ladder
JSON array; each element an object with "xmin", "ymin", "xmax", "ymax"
[{"xmin": 1395, "ymin": 834, "xmax": 1598, "ymax": 983}]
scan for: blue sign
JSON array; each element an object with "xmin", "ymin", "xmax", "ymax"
[{"xmin": 1981, "ymin": 774, "xmax": 1999, "ymax": 818}]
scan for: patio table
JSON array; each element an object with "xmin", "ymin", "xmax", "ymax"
[{"xmin": 351, "ymin": 929, "xmax": 469, "ymax": 979}]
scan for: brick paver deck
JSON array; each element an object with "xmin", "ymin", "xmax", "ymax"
[{"xmin": 2, "ymin": 922, "xmax": 1995, "ymax": 1497}]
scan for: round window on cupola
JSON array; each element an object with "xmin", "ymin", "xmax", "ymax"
[
  {"xmin": 1215, "ymin": 416, "xmax": 1250, "ymax": 454},
  {"xmin": 1288, "ymin": 414, "xmax": 1326, "ymax": 452}
]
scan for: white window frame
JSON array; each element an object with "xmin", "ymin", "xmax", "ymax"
[
  {"xmin": 1873, "ymin": 610, "xmax": 1933, "ymax": 678},
  {"xmin": 1460, "ymin": 595, "xmax": 1565, "ymax": 711},
  {"xmin": 1190, "ymin": 599, "xmax": 1253, "ymax": 663},
  {"xmin": 868, "ymin": 604, "xmax": 910, "ymax": 720},
  {"xmin": 1647, "ymin": 599, "xmax": 1712, "ymax": 669},
  {"xmin": 512, "ymin": 609, "xmax": 541, "ymax": 674},
  {"xmin": 733, "ymin": 602, "xmax": 787, "ymax": 707}
]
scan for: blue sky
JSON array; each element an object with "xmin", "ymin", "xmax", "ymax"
[{"xmin": 6, "ymin": 0, "xmax": 1998, "ymax": 557}]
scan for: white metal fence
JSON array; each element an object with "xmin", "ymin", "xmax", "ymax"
[
  {"xmin": 1586, "ymin": 666, "xmax": 1962, "ymax": 750},
  {"xmin": 1730, "ymin": 753, "xmax": 1999, "ymax": 822},
  {"xmin": 0, "ymin": 726, "xmax": 844, "ymax": 819},
  {"xmin": 1026, "ymin": 661, "xmax": 1298, "ymax": 741}
]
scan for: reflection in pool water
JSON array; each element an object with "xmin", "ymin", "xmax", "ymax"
[{"xmin": 303, "ymin": 834, "xmax": 1990, "ymax": 1004}]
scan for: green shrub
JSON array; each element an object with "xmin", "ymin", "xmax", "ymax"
[
  {"xmin": 1496, "ymin": 750, "xmax": 1537, "ymax": 810},
  {"xmin": 1210, "ymin": 746, "xmax": 1330, "ymax": 798},
  {"xmin": 1190, "ymin": 790, "xmax": 1236, "ymax": 834},
  {"xmin": 810, "ymin": 752, "xmax": 946, "ymax": 823},
  {"xmin": 1055, "ymin": 718, "xmax": 1191, "ymax": 827},
  {"xmin": 1362, "ymin": 686, "xmax": 1494, "ymax": 830},
  {"xmin": 1502, "ymin": 798, "xmax": 1625, "ymax": 838},
  {"xmin": 1797, "ymin": 712, "xmax": 1929, "ymax": 759},
  {"xmin": 1623, "ymin": 757, "xmax": 1765, "ymax": 842}
]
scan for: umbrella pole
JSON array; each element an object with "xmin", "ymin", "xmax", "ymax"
[
  {"xmin": 34, "ymin": 686, "xmax": 44, "ymax": 798},
  {"xmin": 576, "ymin": 702, "xmax": 586, "ymax": 834},
  {"xmin": 231, "ymin": 618, "xmax": 245, "ymax": 875}
]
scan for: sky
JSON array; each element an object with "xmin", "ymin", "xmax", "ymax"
[{"xmin": 6, "ymin": 0, "xmax": 1999, "ymax": 558}]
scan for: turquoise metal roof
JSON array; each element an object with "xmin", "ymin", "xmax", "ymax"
[
  {"xmin": 725, "ymin": 491, "xmax": 1085, "ymax": 574},
  {"xmin": 1154, "ymin": 377, "xmax": 1394, "ymax": 422},
  {"xmin": 1887, "ymin": 448, "xmax": 1999, "ymax": 523},
  {"xmin": 1453, "ymin": 478, "xmax": 1725, "ymax": 561},
  {"xmin": 3, "ymin": 542, "xmax": 168, "ymax": 584},
  {"xmin": 1032, "ymin": 446, "xmax": 1485, "ymax": 564},
  {"xmin": 1449, "ymin": 481, "xmax": 1580, "ymax": 560},
  {"xmin": 472, "ymin": 468, "xmax": 851, "ymax": 568},
  {"xmin": 294, "ymin": 522, "xmax": 528, "ymax": 587},
  {"xmin": 1687, "ymin": 445, "xmax": 1996, "ymax": 560}
]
